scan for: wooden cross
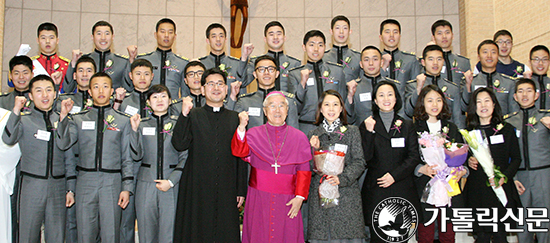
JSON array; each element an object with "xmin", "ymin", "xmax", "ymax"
[{"xmin": 271, "ymin": 162, "xmax": 281, "ymax": 174}]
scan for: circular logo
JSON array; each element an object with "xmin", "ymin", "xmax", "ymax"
[{"xmin": 372, "ymin": 197, "xmax": 418, "ymax": 243}]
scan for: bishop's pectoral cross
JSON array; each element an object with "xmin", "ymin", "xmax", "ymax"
[{"xmin": 271, "ymin": 162, "xmax": 281, "ymax": 174}]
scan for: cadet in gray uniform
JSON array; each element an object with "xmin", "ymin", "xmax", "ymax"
[
  {"xmin": 379, "ymin": 19, "xmax": 422, "ymax": 95},
  {"xmin": 114, "ymin": 59, "xmax": 155, "ymax": 119},
  {"xmin": 505, "ymin": 79, "xmax": 550, "ymax": 243},
  {"xmin": 0, "ymin": 56, "xmax": 34, "ymax": 110},
  {"xmin": 199, "ymin": 23, "xmax": 251, "ymax": 96},
  {"xmin": 132, "ymin": 85, "xmax": 187, "ymax": 243},
  {"xmin": 230, "ymin": 55, "xmax": 299, "ymax": 129},
  {"xmin": 2, "ymin": 75, "xmax": 74, "ymax": 243},
  {"xmin": 465, "ymin": 40, "xmax": 518, "ymax": 115},
  {"xmin": 288, "ymin": 30, "xmax": 347, "ymax": 140},
  {"xmin": 136, "ymin": 18, "xmax": 189, "ymax": 99},
  {"xmin": 244, "ymin": 21, "xmax": 301, "ymax": 92},
  {"xmin": 346, "ymin": 46, "xmax": 401, "ymax": 126},
  {"xmin": 529, "ymin": 45, "xmax": 550, "ymax": 109},
  {"xmin": 56, "ymin": 72, "xmax": 139, "ymax": 243},
  {"xmin": 64, "ymin": 21, "xmax": 132, "ymax": 93},
  {"xmin": 324, "ymin": 15, "xmax": 361, "ymax": 82},
  {"xmin": 404, "ymin": 45, "xmax": 464, "ymax": 128},
  {"xmin": 56, "ymin": 56, "xmax": 96, "ymax": 114}
]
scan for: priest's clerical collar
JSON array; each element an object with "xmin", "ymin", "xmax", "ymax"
[{"xmin": 205, "ymin": 104, "xmax": 223, "ymax": 113}]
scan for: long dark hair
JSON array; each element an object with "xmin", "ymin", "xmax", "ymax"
[
  {"xmin": 372, "ymin": 81, "xmax": 402, "ymax": 116},
  {"xmin": 466, "ymin": 88, "xmax": 503, "ymax": 129},
  {"xmin": 314, "ymin": 90, "xmax": 348, "ymax": 126},
  {"xmin": 413, "ymin": 85, "xmax": 452, "ymax": 121}
]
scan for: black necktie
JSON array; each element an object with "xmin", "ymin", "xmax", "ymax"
[
  {"xmin": 313, "ymin": 62, "xmax": 323, "ymax": 99},
  {"xmin": 160, "ymin": 51, "xmax": 167, "ymax": 86},
  {"xmin": 99, "ymin": 52, "xmax": 105, "ymax": 73},
  {"xmin": 389, "ymin": 51, "xmax": 396, "ymax": 79},
  {"xmin": 156, "ymin": 115, "xmax": 165, "ymax": 179},
  {"xmin": 537, "ymin": 75, "xmax": 546, "ymax": 109},
  {"xmin": 44, "ymin": 110, "xmax": 54, "ymax": 176},
  {"xmin": 139, "ymin": 92, "xmax": 147, "ymax": 117},
  {"xmin": 337, "ymin": 46, "xmax": 343, "ymax": 65},
  {"xmin": 522, "ymin": 109, "xmax": 530, "ymax": 169},
  {"xmin": 215, "ymin": 55, "xmax": 221, "ymax": 67},
  {"xmin": 274, "ymin": 52, "xmax": 281, "ymax": 90},
  {"xmin": 443, "ymin": 52, "xmax": 452, "ymax": 82},
  {"xmin": 486, "ymin": 72, "xmax": 493, "ymax": 88}
]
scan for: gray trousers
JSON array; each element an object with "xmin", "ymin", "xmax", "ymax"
[
  {"xmin": 120, "ymin": 163, "xmax": 140, "ymax": 243},
  {"xmin": 135, "ymin": 180, "xmax": 178, "ymax": 243},
  {"xmin": 65, "ymin": 205, "xmax": 77, "ymax": 243},
  {"xmin": 517, "ymin": 169, "xmax": 550, "ymax": 243},
  {"xmin": 19, "ymin": 175, "xmax": 66, "ymax": 243},
  {"xmin": 76, "ymin": 171, "xmax": 122, "ymax": 243}
]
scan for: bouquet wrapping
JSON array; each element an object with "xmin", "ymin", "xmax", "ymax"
[{"xmin": 313, "ymin": 144, "xmax": 346, "ymax": 208}]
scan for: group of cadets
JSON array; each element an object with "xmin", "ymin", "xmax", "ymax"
[{"xmin": 0, "ymin": 13, "xmax": 549, "ymax": 243}]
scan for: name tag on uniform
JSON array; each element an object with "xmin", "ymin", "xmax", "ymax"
[
  {"xmin": 36, "ymin": 130, "xmax": 51, "ymax": 141},
  {"xmin": 248, "ymin": 107, "xmax": 261, "ymax": 117},
  {"xmin": 70, "ymin": 106, "xmax": 82, "ymax": 114},
  {"xmin": 359, "ymin": 92, "xmax": 372, "ymax": 102},
  {"xmin": 124, "ymin": 105, "xmax": 139, "ymax": 116},
  {"xmin": 82, "ymin": 121, "xmax": 95, "ymax": 130},
  {"xmin": 334, "ymin": 143, "xmax": 348, "ymax": 153},
  {"xmin": 516, "ymin": 130, "xmax": 521, "ymax": 138},
  {"xmin": 441, "ymin": 66, "xmax": 446, "ymax": 74},
  {"xmin": 391, "ymin": 138, "xmax": 405, "ymax": 148},
  {"xmin": 490, "ymin": 134, "xmax": 504, "ymax": 144},
  {"xmin": 474, "ymin": 85, "xmax": 486, "ymax": 90},
  {"xmin": 143, "ymin": 127, "xmax": 156, "ymax": 136},
  {"xmin": 307, "ymin": 78, "xmax": 315, "ymax": 86}
]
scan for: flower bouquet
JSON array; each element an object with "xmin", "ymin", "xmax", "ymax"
[
  {"xmin": 313, "ymin": 144, "xmax": 346, "ymax": 208},
  {"xmin": 443, "ymin": 141, "xmax": 469, "ymax": 197},
  {"xmin": 459, "ymin": 129, "xmax": 508, "ymax": 206}
]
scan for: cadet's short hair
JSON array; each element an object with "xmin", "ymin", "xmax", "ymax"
[
  {"xmin": 530, "ymin": 45, "xmax": 550, "ymax": 58},
  {"xmin": 422, "ymin": 45, "xmax": 444, "ymax": 60},
  {"xmin": 37, "ymin": 22, "xmax": 58, "ymax": 37},
  {"xmin": 89, "ymin": 72, "xmax": 112, "ymax": 87},
  {"xmin": 92, "ymin": 21, "xmax": 114, "ymax": 34},
  {"xmin": 146, "ymin": 84, "xmax": 172, "ymax": 100},
  {"xmin": 156, "ymin": 18, "xmax": 176, "ymax": 32},
  {"xmin": 477, "ymin": 39, "xmax": 499, "ymax": 54},
  {"xmin": 493, "ymin": 29, "xmax": 512, "ymax": 41},
  {"xmin": 75, "ymin": 56, "xmax": 97, "ymax": 73},
  {"xmin": 131, "ymin": 59, "xmax": 153, "ymax": 72},
  {"xmin": 264, "ymin": 21, "xmax": 285, "ymax": 36},
  {"xmin": 515, "ymin": 78, "xmax": 537, "ymax": 92},
  {"xmin": 372, "ymin": 81, "xmax": 403, "ymax": 115},
  {"xmin": 361, "ymin": 45, "xmax": 382, "ymax": 56},
  {"xmin": 303, "ymin": 30, "xmax": 325, "ymax": 45},
  {"xmin": 331, "ymin": 15, "xmax": 350, "ymax": 29},
  {"xmin": 380, "ymin": 19, "xmax": 401, "ymax": 34},
  {"xmin": 184, "ymin": 61, "xmax": 206, "ymax": 75},
  {"xmin": 254, "ymin": 55, "xmax": 278, "ymax": 70},
  {"xmin": 29, "ymin": 74, "xmax": 55, "ymax": 91},
  {"xmin": 206, "ymin": 23, "xmax": 226, "ymax": 38},
  {"xmin": 431, "ymin": 20, "xmax": 452, "ymax": 36},
  {"xmin": 200, "ymin": 68, "xmax": 227, "ymax": 86},
  {"xmin": 9, "ymin": 56, "xmax": 33, "ymax": 72}
]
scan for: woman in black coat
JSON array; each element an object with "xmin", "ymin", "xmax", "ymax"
[
  {"xmin": 359, "ymin": 81, "xmax": 421, "ymax": 243},
  {"xmin": 412, "ymin": 85, "xmax": 467, "ymax": 243},
  {"xmin": 464, "ymin": 88, "xmax": 521, "ymax": 243}
]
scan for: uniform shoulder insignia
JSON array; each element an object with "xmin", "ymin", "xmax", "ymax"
[
  {"xmin": 406, "ymin": 79, "xmax": 417, "ymax": 84},
  {"xmin": 0, "ymin": 92, "xmax": 9, "ymax": 97},
  {"xmin": 198, "ymin": 55, "xmax": 208, "ymax": 61},
  {"xmin": 384, "ymin": 77, "xmax": 400, "ymax": 84},
  {"xmin": 72, "ymin": 109, "xmax": 90, "ymax": 115},
  {"xmin": 141, "ymin": 117, "xmax": 152, "ymax": 122},
  {"xmin": 228, "ymin": 56, "xmax": 240, "ymax": 61},
  {"xmin": 31, "ymin": 55, "xmax": 40, "ymax": 60},
  {"xmin": 353, "ymin": 77, "xmax": 361, "ymax": 83},
  {"xmin": 113, "ymin": 109, "xmax": 131, "ymax": 117},
  {"xmin": 239, "ymin": 92, "xmax": 256, "ymax": 98},
  {"xmin": 326, "ymin": 61, "xmax": 343, "ymax": 67},
  {"xmin": 501, "ymin": 73, "xmax": 517, "ymax": 80},
  {"xmin": 286, "ymin": 55, "xmax": 301, "ymax": 62},
  {"xmin": 282, "ymin": 91, "xmax": 295, "ymax": 99},
  {"xmin": 503, "ymin": 111, "xmax": 518, "ymax": 119},
  {"xmin": 137, "ymin": 51, "xmax": 154, "ymax": 57},
  {"xmin": 250, "ymin": 55, "xmax": 257, "ymax": 60},
  {"xmin": 114, "ymin": 53, "xmax": 129, "ymax": 59},
  {"xmin": 170, "ymin": 115, "xmax": 179, "ymax": 120},
  {"xmin": 324, "ymin": 49, "xmax": 330, "ymax": 53},
  {"xmin": 444, "ymin": 78, "xmax": 459, "ymax": 87},
  {"xmin": 350, "ymin": 48, "xmax": 360, "ymax": 54},
  {"xmin": 20, "ymin": 111, "xmax": 32, "ymax": 116},
  {"xmin": 59, "ymin": 93, "xmax": 75, "ymax": 98},
  {"xmin": 125, "ymin": 93, "xmax": 131, "ymax": 98},
  {"xmin": 456, "ymin": 54, "xmax": 470, "ymax": 60},
  {"xmin": 540, "ymin": 109, "xmax": 550, "ymax": 113},
  {"xmin": 174, "ymin": 54, "xmax": 189, "ymax": 61},
  {"xmin": 402, "ymin": 51, "xmax": 416, "ymax": 56},
  {"xmin": 59, "ymin": 56, "xmax": 70, "ymax": 62},
  {"xmin": 288, "ymin": 65, "xmax": 305, "ymax": 72},
  {"xmin": 171, "ymin": 98, "xmax": 182, "ymax": 104}
]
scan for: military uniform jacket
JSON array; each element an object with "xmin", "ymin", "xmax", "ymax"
[
  {"xmin": 31, "ymin": 53, "xmax": 70, "ymax": 92},
  {"xmin": 475, "ymin": 58, "xmax": 527, "ymax": 78},
  {"xmin": 347, "ymin": 74, "xmax": 401, "ymax": 125},
  {"xmin": 324, "ymin": 45, "xmax": 361, "ymax": 83},
  {"xmin": 381, "ymin": 48, "xmax": 422, "ymax": 93},
  {"xmin": 56, "ymin": 106, "xmax": 138, "ymax": 193},
  {"xmin": 532, "ymin": 74, "xmax": 550, "ymax": 109},
  {"xmin": 55, "ymin": 89, "xmax": 93, "ymax": 114},
  {"xmin": 232, "ymin": 88, "xmax": 299, "ymax": 129},
  {"xmin": 244, "ymin": 50, "xmax": 301, "ymax": 92},
  {"xmin": 504, "ymin": 107, "xmax": 550, "ymax": 170},
  {"xmin": 138, "ymin": 48, "xmax": 189, "ymax": 98},
  {"xmin": 119, "ymin": 90, "xmax": 151, "ymax": 118},
  {"xmin": 0, "ymin": 90, "xmax": 31, "ymax": 110},
  {"xmin": 404, "ymin": 74, "xmax": 464, "ymax": 128},
  {"xmin": 171, "ymin": 94, "xmax": 235, "ymax": 115},
  {"xmin": 2, "ymin": 108, "xmax": 73, "ymax": 181},
  {"xmin": 441, "ymin": 51, "xmax": 470, "ymax": 84},
  {"xmin": 468, "ymin": 71, "xmax": 518, "ymax": 115},
  {"xmin": 64, "ymin": 50, "xmax": 132, "ymax": 92},
  {"xmin": 199, "ymin": 52, "xmax": 248, "ymax": 96},
  {"xmin": 136, "ymin": 114, "xmax": 187, "ymax": 184},
  {"xmin": 288, "ymin": 60, "xmax": 347, "ymax": 123}
]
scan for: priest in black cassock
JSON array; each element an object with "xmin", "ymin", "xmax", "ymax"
[{"xmin": 171, "ymin": 68, "xmax": 248, "ymax": 243}]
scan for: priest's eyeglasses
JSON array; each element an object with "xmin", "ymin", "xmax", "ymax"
[
  {"xmin": 255, "ymin": 66, "xmax": 277, "ymax": 74},
  {"xmin": 186, "ymin": 70, "xmax": 204, "ymax": 78},
  {"xmin": 531, "ymin": 58, "xmax": 549, "ymax": 64},
  {"xmin": 204, "ymin": 81, "xmax": 226, "ymax": 88}
]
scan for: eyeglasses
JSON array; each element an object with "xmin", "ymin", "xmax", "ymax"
[
  {"xmin": 531, "ymin": 58, "xmax": 549, "ymax": 64},
  {"xmin": 204, "ymin": 81, "xmax": 226, "ymax": 88},
  {"xmin": 255, "ymin": 66, "xmax": 277, "ymax": 74},
  {"xmin": 186, "ymin": 70, "xmax": 204, "ymax": 78},
  {"xmin": 496, "ymin": 40, "xmax": 512, "ymax": 46},
  {"xmin": 266, "ymin": 103, "xmax": 288, "ymax": 110}
]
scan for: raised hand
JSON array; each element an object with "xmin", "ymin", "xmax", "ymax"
[
  {"xmin": 51, "ymin": 71, "xmax": 63, "ymax": 85},
  {"xmin": 130, "ymin": 114, "xmax": 140, "ymax": 132},
  {"xmin": 238, "ymin": 111, "xmax": 249, "ymax": 132},
  {"xmin": 382, "ymin": 53, "xmax": 392, "ymax": 70},
  {"xmin": 416, "ymin": 73, "xmax": 427, "ymax": 95},
  {"xmin": 71, "ymin": 49, "xmax": 83, "ymax": 68},
  {"xmin": 115, "ymin": 87, "xmax": 127, "ymax": 101},
  {"xmin": 463, "ymin": 70, "xmax": 473, "ymax": 92},
  {"xmin": 309, "ymin": 135, "xmax": 320, "ymax": 150},
  {"xmin": 364, "ymin": 116, "xmax": 376, "ymax": 132},
  {"xmin": 347, "ymin": 80, "xmax": 357, "ymax": 104},
  {"xmin": 181, "ymin": 96, "xmax": 194, "ymax": 116},
  {"xmin": 230, "ymin": 81, "xmax": 242, "ymax": 101},
  {"xmin": 13, "ymin": 96, "xmax": 27, "ymax": 115},
  {"xmin": 127, "ymin": 45, "xmax": 138, "ymax": 63},
  {"xmin": 60, "ymin": 98, "xmax": 75, "ymax": 121},
  {"xmin": 300, "ymin": 69, "xmax": 313, "ymax": 88},
  {"xmin": 241, "ymin": 43, "xmax": 255, "ymax": 60}
]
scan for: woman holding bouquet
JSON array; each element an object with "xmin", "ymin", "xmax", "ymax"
[
  {"xmin": 464, "ymin": 88, "xmax": 521, "ymax": 243},
  {"xmin": 413, "ymin": 85, "xmax": 468, "ymax": 243},
  {"xmin": 359, "ymin": 81, "xmax": 421, "ymax": 243},
  {"xmin": 307, "ymin": 90, "xmax": 366, "ymax": 242}
]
